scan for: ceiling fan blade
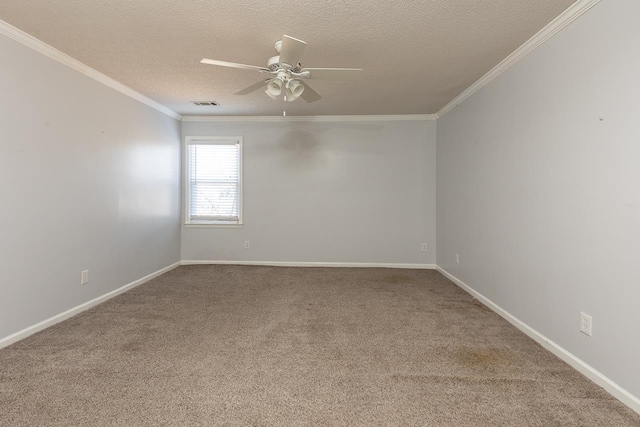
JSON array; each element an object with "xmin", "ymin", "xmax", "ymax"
[
  {"xmin": 279, "ymin": 35, "xmax": 307, "ymax": 67},
  {"xmin": 300, "ymin": 82, "xmax": 322, "ymax": 103},
  {"xmin": 234, "ymin": 80, "xmax": 270, "ymax": 95},
  {"xmin": 201, "ymin": 58, "xmax": 264, "ymax": 71},
  {"xmin": 302, "ymin": 68, "xmax": 364, "ymax": 81}
]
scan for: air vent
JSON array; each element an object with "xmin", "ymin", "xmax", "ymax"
[{"xmin": 192, "ymin": 101, "xmax": 220, "ymax": 106}]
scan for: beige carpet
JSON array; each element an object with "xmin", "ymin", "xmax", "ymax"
[{"xmin": 1, "ymin": 265, "xmax": 638, "ymax": 426}]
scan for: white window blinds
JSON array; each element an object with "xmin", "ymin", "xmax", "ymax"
[{"xmin": 187, "ymin": 139, "xmax": 242, "ymax": 224}]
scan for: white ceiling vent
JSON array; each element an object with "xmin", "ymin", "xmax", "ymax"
[{"xmin": 191, "ymin": 101, "xmax": 220, "ymax": 106}]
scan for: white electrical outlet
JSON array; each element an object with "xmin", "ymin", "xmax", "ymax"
[
  {"xmin": 244, "ymin": 241, "xmax": 250, "ymax": 249},
  {"xmin": 81, "ymin": 270, "xmax": 89, "ymax": 285},
  {"xmin": 421, "ymin": 243, "xmax": 428, "ymax": 252},
  {"xmin": 580, "ymin": 312, "xmax": 593, "ymax": 336},
  {"xmin": 455, "ymin": 254, "xmax": 460, "ymax": 264}
]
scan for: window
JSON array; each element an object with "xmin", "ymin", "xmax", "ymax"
[{"xmin": 185, "ymin": 137, "xmax": 243, "ymax": 227}]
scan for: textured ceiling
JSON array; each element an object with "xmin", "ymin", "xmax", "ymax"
[{"xmin": 0, "ymin": 0, "xmax": 574, "ymax": 116}]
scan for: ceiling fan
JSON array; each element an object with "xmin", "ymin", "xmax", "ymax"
[{"xmin": 201, "ymin": 35, "xmax": 363, "ymax": 104}]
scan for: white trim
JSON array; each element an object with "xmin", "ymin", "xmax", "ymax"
[
  {"xmin": 0, "ymin": 1, "xmax": 600, "ymax": 123},
  {"xmin": 181, "ymin": 114, "xmax": 437, "ymax": 122},
  {"xmin": 183, "ymin": 136, "xmax": 244, "ymax": 227},
  {"xmin": 184, "ymin": 224, "xmax": 243, "ymax": 229},
  {"xmin": 5, "ymin": 258, "xmax": 636, "ymax": 414},
  {"xmin": 0, "ymin": 19, "xmax": 181, "ymax": 120},
  {"xmin": 435, "ymin": 0, "xmax": 601, "ymax": 119},
  {"xmin": 436, "ymin": 266, "xmax": 640, "ymax": 415},
  {"xmin": 0, "ymin": 262, "xmax": 181, "ymax": 350},
  {"xmin": 181, "ymin": 260, "xmax": 436, "ymax": 269}
]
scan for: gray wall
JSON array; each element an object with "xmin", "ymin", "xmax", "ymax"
[
  {"xmin": 0, "ymin": 34, "xmax": 181, "ymax": 340},
  {"xmin": 437, "ymin": 0, "xmax": 640, "ymax": 398},
  {"xmin": 181, "ymin": 120, "xmax": 436, "ymax": 265}
]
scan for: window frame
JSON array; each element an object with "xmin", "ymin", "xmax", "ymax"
[{"xmin": 183, "ymin": 136, "xmax": 243, "ymax": 228}]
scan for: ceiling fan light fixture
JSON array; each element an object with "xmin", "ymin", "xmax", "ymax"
[
  {"xmin": 266, "ymin": 78, "xmax": 283, "ymax": 97},
  {"xmin": 286, "ymin": 91, "xmax": 300, "ymax": 102},
  {"xmin": 286, "ymin": 79, "xmax": 305, "ymax": 101}
]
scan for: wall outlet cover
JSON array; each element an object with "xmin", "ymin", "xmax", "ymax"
[{"xmin": 580, "ymin": 312, "xmax": 593, "ymax": 337}]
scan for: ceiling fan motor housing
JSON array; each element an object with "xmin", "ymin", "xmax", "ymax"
[
  {"xmin": 268, "ymin": 56, "xmax": 302, "ymax": 73},
  {"xmin": 268, "ymin": 55, "xmax": 280, "ymax": 69}
]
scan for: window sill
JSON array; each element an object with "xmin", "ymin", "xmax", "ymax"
[{"xmin": 184, "ymin": 223, "xmax": 243, "ymax": 229}]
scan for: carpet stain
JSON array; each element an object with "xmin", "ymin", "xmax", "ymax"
[
  {"xmin": 471, "ymin": 299, "xmax": 493, "ymax": 312},
  {"xmin": 121, "ymin": 341, "xmax": 143, "ymax": 352},
  {"xmin": 437, "ymin": 299, "xmax": 493, "ymax": 312},
  {"xmin": 454, "ymin": 348, "xmax": 515, "ymax": 370}
]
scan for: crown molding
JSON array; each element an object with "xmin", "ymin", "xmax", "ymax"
[
  {"xmin": 435, "ymin": 0, "xmax": 601, "ymax": 119},
  {"xmin": 181, "ymin": 114, "xmax": 437, "ymax": 122},
  {"xmin": 0, "ymin": 19, "xmax": 182, "ymax": 121},
  {"xmin": 1, "ymin": 0, "xmax": 600, "ymax": 124}
]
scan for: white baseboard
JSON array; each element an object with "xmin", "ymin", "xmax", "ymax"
[
  {"xmin": 0, "ymin": 262, "xmax": 181, "ymax": 350},
  {"xmin": 436, "ymin": 266, "xmax": 640, "ymax": 415},
  {"xmin": 181, "ymin": 260, "xmax": 436, "ymax": 269}
]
